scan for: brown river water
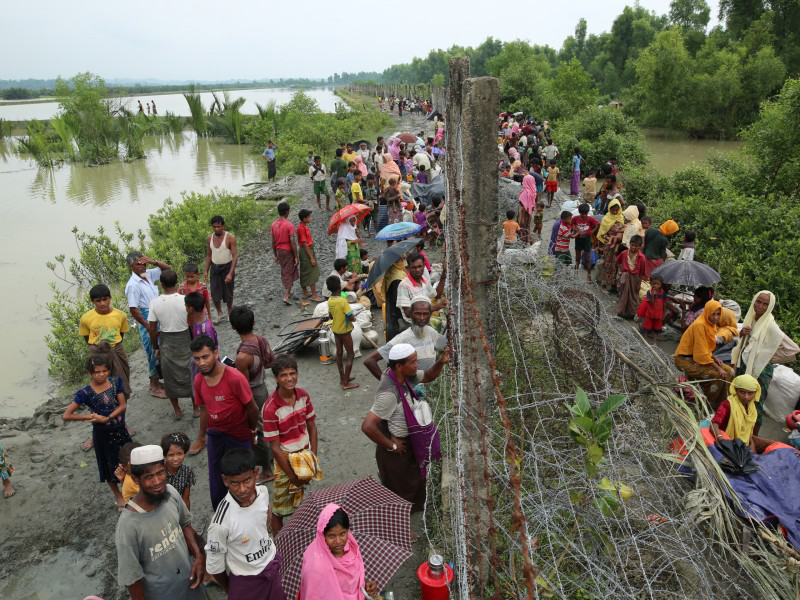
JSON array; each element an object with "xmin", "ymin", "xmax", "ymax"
[{"xmin": 0, "ymin": 130, "xmax": 741, "ymax": 418}]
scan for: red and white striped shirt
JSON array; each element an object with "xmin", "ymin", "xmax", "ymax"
[{"xmin": 262, "ymin": 388, "xmax": 316, "ymax": 453}]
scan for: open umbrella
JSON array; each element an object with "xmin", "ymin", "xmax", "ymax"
[
  {"xmin": 396, "ymin": 132, "xmax": 418, "ymax": 144},
  {"xmin": 375, "ymin": 222, "xmax": 424, "ymax": 241},
  {"xmin": 328, "ymin": 203, "xmax": 372, "ymax": 235},
  {"xmin": 365, "ymin": 237, "xmax": 421, "ymax": 291},
  {"xmin": 275, "ymin": 477, "xmax": 412, "ymax": 600},
  {"xmin": 651, "ymin": 260, "xmax": 721, "ymax": 287}
]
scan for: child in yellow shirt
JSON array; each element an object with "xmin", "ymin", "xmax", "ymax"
[{"xmin": 326, "ymin": 276, "xmax": 358, "ymax": 391}]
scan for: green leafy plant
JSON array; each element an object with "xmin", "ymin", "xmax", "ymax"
[
  {"xmin": 566, "ymin": 387, "xmax": 626, "ymax": 477},
  {"xmin": 183, "ymin": 87, "xmax": 207, "ymax": 135}
]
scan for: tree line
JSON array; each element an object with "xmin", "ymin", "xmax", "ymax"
[{"xmin": 354, "ymin": 0, "xmax": 799, "ymax": 138}]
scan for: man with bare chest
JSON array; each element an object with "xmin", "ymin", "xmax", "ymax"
[{"xmin": 205, "ymin": 215, "xmax": 238, "ymax": 324}]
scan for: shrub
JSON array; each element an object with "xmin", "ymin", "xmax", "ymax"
[
  {"xmin": 46, "ymin": 190, "xmax": 271, "ymax": 386},
  {"xmin": 555, "ymin": 106, "xmax": 649, "ymax": 172}
]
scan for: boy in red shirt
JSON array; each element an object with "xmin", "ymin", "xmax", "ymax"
[
  {"xmin": 571, "ymin": 203, "xmax": 600, "ymax": 283},
  {"xmin": 262, "ymin": 354, "xmax": 320, "ymax": 533},
  {"xmin": 190, "ymin": 334, "xmax": 260, "ymax": 510}
]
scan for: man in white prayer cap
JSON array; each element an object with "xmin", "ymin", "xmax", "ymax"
[
  {"xmin": 361, "ymin": 342, "xmax": 449, "ymax": 511},
  {"xmin": 115, "ymin": 445, "xmax": 206, "ymax": 600}
]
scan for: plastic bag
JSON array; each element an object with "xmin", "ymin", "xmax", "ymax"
[{"xmin": 763, "ymin": 365, "xmax": 800, "ymax": 422}]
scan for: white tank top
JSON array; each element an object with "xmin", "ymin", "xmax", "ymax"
[{"xmin": 210, "ymin": 232, "xmax": 233, "ymax": 265}]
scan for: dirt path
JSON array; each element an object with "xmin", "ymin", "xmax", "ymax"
[{"xmin": 0, "ymin": 108, "xmax": 434, "ymax": 600}]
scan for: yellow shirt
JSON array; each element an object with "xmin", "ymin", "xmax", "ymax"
[
  {"xmin": 79, "ymin": 308, "xmax": 129, "ymax": 345},
  {"xmin": 547, "ymin": 167, "xmax": 560, "ymax": 182},
  {"xmin": 343, "ymin": 151, "xmax": 357, "ymax": 164},
  {"xmin": 350, "ymin": 182, "xmax": 363, "ymax": 201},
  {"xmin": 122, "ymin": 474, "xmax": 139, "ymax": 501},
  {"xmin": 583, "ymin": 176, "xmax": 597, "ymax": 195},
  {"xmin": 328, "ymin": 295, "xmax": 354, "ymax": 335}
]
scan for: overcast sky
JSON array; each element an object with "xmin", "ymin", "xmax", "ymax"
[{"xmin": 0, "ymin": 0, "xmax": 720, "ymax": 81}]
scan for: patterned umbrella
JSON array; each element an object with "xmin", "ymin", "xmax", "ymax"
[
  {"xmin": 651, "ymin": 260, "xmax": 721, "ymax": 287},
  {"xmin": 328, "ymin": 203, "xmax": 372, "ymax": 235},
  {"xmin": 274, "ymin": 477, "xmax": 413, "ymax": 600},
  {"xmin": 375, "ymin": 221, "xmax": 424, "ymax": 241}
]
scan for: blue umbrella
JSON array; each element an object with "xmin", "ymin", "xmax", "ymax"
[{"xmin": 375, "ymin": 222, "xmax": 424, "ymax": 241}]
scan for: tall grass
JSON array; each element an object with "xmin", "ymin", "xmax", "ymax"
[
  {"xmin": 183, "ymin": 87, "xmax": 207, "ymax": 135},
  {"xmin": 162, "ymin": 111, "xmax": 184, "ymax": 134},
  {"xmin": 118, "ymin": 110, "xmax": 150, "ymax": 159},
  {"xmin": 0, "ymin": 118, "xmax": 9, "ymax": 139},
  {"xmin": 18, "ymin": 120, "xmax": 55, "ymax": 166}
]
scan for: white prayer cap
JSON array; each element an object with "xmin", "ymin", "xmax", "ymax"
[
  {"xmin": 389, "ymin": 343, "xmax": 416, "ymax": 361},
  {"xmin": 130, "ymin": 445, "xmax": 164, "ymax": 466}
]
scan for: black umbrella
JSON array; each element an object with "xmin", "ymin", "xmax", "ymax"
[
  {"xmin": 365, "ymin": 237, "xmax": 421, "ymax": 291},
  {"xmin": 651, "ymin": 260, "xmax": 721, "ymax": 287},
  {"xmin": 715, "ymin": 438, "xmax": 758, "ymax": 475}
]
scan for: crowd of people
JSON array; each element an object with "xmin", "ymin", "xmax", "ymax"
[
  {"xmin": 0, "ymin": 106, "xmax": 455, "ymax": 599},
  {"xmin": 499, "ymin": 110, "xmax": 799, "ymax": 452}
]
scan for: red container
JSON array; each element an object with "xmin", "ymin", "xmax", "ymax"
[{"xmin": 417, "ymin": 556, "xmax": 454, "ymax": 600}]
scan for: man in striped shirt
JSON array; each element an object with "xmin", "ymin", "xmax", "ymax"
[{"xmin": 262, "ymin": 354, "xmax": 318, "ymax": 533}]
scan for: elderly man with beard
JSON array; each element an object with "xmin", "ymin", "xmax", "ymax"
[
  {"xmin": 363, "ymin": 298, "xmax": 447, "ymax": 379},
  {"xmin": 115, "ymin": 445, "xmax": 206, "ymax": 600}
]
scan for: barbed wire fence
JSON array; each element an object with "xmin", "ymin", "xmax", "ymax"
[{"xmin": 421, "ymin": 57, "xmax": 798, "ymax": 600}]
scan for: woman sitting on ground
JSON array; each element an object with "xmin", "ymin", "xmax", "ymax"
[
  {"xmin": 299, "ymin": 503, "xmax": 378, "ymax": 600},
  {"xmin": 711, "ymin": 375, "xmax": 761, "ymax": 452},
  {"xmin": 731, "ymin": 291, "xmax": 800, "ymax": 435},
  {"xmin": 674, "ymin": 299, "xmax": 733, "ymax": 408}
]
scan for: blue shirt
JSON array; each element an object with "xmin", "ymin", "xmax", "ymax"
[
  {"xmin": 572, "ymin": 155, "xmax": 581, "ymax": 171},
  {"xmin": 262, "ymin": 146, "xmax": 277, "ymax": 160},
  {"xmin": 125, "ymin": 267, "xmax": 162, "ymax": 312}
]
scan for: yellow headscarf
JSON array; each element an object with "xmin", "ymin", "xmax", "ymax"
[
  {"xmin": 659, "ymin": 220, "xmax": 679, "ymax": 236},
  {"xmin": 597, "ymin": 199, "xmax": 624, "ymax": 242},
  {"xmin": 725, "ymin": 374, "xmax": 761, "ymax": 444}
]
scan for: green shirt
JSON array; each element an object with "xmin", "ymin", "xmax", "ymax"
[{"xmin": 330, "ymin": 158, "xmax": 348, "ymax": 178}]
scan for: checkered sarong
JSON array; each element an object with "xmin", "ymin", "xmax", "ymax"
[{"xmin": 272, "ymin": 449, "xmax": 322, "ymax": 517}]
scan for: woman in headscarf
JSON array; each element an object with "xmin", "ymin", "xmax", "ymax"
[
  {"xmin": 732, "ymin": 291, "xmax": 799, "ymax": 434},
  {"xmin": 711, "ymin": 375, "xmax": 761, "ymax": 451},
  {"xmin": 335, "ymin": 216, "xmax": 362, "ymax": 274},
  {"xmin": 299, "ymin": 504, "xmax": 377, "ymax": 600},
  {"xmin": 354, "ymin": 155, "xmax": 368, "ymax": 178},
  {"xmin": 596, "ymin": 198, "xmax": 625, "ymax": 291},
  {"xmin": 643, "ymin": 219, "xmax": 679, "ymax": 277},
  {"xmin": 388, "ymin": 137, "xmax": 401, "ymax": 161},
  {"xmin": 518, "ymin": 174, "xmax": 537, "ymax": 245},
  {"xmin": 674, "ymin": 299, "xmax": 734, "ymax": 408},
  {"xmin": 380, "ymin": 154, "xmax": 401, "ymax": 190},
  {"xmin": 615, "ymin": 234, "xmax": 645, "ymax": 319},
  {"xmin": 621, "ymin": 205, "xmax": 642, "ymax": 248}
]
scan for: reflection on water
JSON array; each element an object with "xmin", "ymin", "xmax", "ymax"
[
  {"xmin": 0, "ymin": 132, "xmax": 264, "ymax": 417},
  {"xmin": 644, "ymin": 130, "xmax": 742, "ymax": 173}
]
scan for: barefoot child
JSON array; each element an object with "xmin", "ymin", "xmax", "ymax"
[
  {"xmin": 636, "ymin": 274, "xmax": 678, "ymax": 340},
  {"xmin": 546, "ymin": 160, "xmax": 560, "ymax": 207},
  {"xmin": 63, "ymin": 356, "xmax": 133, "ymax": 508},
  {"xmin": 262, "ymin": 354, "xmax": 321, "ymax": 533},
  {"xmin": 553, "ymin": 211, "xmax": 573, "ymax": 265},
  {"xmin": 297, "ymin": 209, "xmax": 323, "ymax": 302},
  {"xmin": 326, "ymin": 276, "xmax": 359, "ymax": 390},
  {"xmin": 178, "ymin": 263, "xmax": 212, "ymax": 317},
  {"xmin": 533, "ymin": 202, "xmax": 544, "ymax": 238},
  {"xmin": 571, "ymin": 203, "xmax": 600, "ymax": 283},
  {"xmin": 161, "ymin": 432, "xmax": 196, "ymax": 510},
  {"xmin": 502, "ymin": 209, "xmax": 521, "ymax": 245}
]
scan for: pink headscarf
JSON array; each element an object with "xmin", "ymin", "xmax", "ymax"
[
  {"xmin": 388, "ymin": 138, "xmax": 401, "ymax": 161},
  {"xmin": 354, "ymin": 156, "xmax": 368, "ymax": 177},
  {"xmin": 519, "ymin": 174, "xmax": 537, "ymax": 214},
  {"xmin": 300, "ymin": 503, "xmax": 366, "ymax": 600}
]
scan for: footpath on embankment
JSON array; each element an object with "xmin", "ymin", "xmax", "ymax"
[{"xmin": 0, "ymin": 106, "xmax": 433, "ymax": 600}]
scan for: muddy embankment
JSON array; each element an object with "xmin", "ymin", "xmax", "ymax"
[{"xmin": 0, "ymin": 108, "xmax": 433, "ymax": 600}]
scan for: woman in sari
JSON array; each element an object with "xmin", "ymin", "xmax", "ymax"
[
  {"xmin": 596, "ymin": 198, "xmax": 625, "ymax": 291},
  {"xmin": 731, "ymin": 291, "xmax": 799, "ymax": 433},
  {"xmin": 336, "ymin": 217, "xmax": 362, "ymax": 274},
  {"xmin": 300, "ymin": 504, "xmax": 377, "ymax": 599},
  {"xmin": 674, "ymin": 299, "xmax": 734, "ymax": 408},
  {"xmin": 711, "ymin": 375, "xmax": 761, "ymax": 451},
  {"xmin": 379, "ymin": 153, "xmax": 401, "ymax": 190},
  {"xmin": 518, "ymin": 174, "xmax": 537, "ymax": 245},
  {"xmin": 615, "ymin": 235, "xmax": 645, "ymax": 319}
]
